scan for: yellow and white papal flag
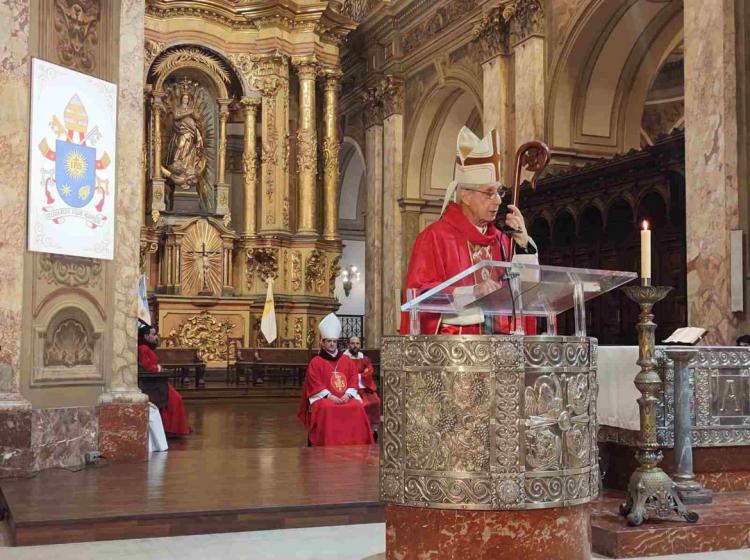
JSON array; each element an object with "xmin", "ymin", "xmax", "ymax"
[{"xmin": 260, "ymin": 278, "xmax": 277, "ymax": 344}]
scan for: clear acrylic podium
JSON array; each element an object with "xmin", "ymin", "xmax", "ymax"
[{"xmin": 400, "ymin": 260, "xmax": 637, "ymax": 336}]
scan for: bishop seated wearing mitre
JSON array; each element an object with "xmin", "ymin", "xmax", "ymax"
[
  {"xmin": 298, "ymin": 314, "xmax": 374, "ymax": 446},
  {"xmin": 400, "ymin": 127, "xmax": 538, "ymax": 336}
]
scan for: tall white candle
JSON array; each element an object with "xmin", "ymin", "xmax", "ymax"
[{"xmin": 641, "ymin": 220, "xmax": 651, "ymax": 279}]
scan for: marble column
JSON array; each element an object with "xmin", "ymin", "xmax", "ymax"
[
  {"xmin": 512, "ymin": 36, "xmax": 545, "ymax": 146},
  {"xmin": 98, "ymin": 0, "xmax": 148, "ymax": 463},
  {"xmin": 473, "ymin": 8, "xmax": 512, "ymax": 184},
  {"xmin": 241, "ymin": 96, "xmax": 260, "ymax": 237},
  {"xmin": 482, "ymin": 55, "xmax": 512, "ymax": 184},
  {"xmin": 0, "ymin": 0, "xmax": 32, "ymax": 475},
  {"xmin": 101, "ymin": 0, "xmax": 149, "ymax": 404},
  {"xmin": 295, "ymin": 59, "xmax": 319, "ymax": 236},
  {"xmin": 322, "ymin": 69, "xmax": 343, "ymax": 241},
  {"xmin": 684, "ymin": 0, "xmax": 741, "ymax": 345},
  {"xmin": 259, "ymin": 56, "xmax": 291, "ymax": 235},
  {"xmin": 0, "ymin": 0, "xmax": 32, "ymax": 411},
  {"xmin": 364, "ymin": 90, "xmax": 384, "ymax": 347},
  {"xmin": 381, "ymin": 77, "xmax": 405, "ymax": 337}
]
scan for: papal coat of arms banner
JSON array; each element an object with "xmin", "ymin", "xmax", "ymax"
[{"xmin": 28, "ymin": 58, "xmax": 117, "ymax": 260}]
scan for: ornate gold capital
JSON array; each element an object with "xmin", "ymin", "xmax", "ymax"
[
  {"xmin": 321, "ymin": 67, "xmax": 344, "ymax": 90},
  {"xmin": 503, "ymin": 0, "xmax": 544, "ymax": 45},
  {"xmin": 362, "ymin": 86, "xmax": 384, "ymax": 128},
  {"xmin": 381, "ymin": 75, "xmax": 404, "ymax": 118},
  {"xmin": 471, "ymin": 7, "xmax": 509, "ymax": 62},
  {"xmin": 293, "ymin": 57, "xmax": 319, "ymax": 81},
  {"xmin": 241, "ymin": 96, "xmax": 262, "ymax": 114}
]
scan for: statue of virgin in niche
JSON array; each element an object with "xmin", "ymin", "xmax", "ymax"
[{"xmin": 161, "ymin": 78, "xmax": 213, "ymax": 211}]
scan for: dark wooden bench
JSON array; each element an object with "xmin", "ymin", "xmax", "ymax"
[
  {"xmin": 137, "ymin": 370, "xmax": 171, "ymax": 408},
  {"xmin": 155, "ymin": 348, "xmax": 206, "ymax": 388},
  {"xmin": 234, "ymin": 348, "xmax": 314, "ymax": 387},
  {"xmin": 366, "ymin": 349, "xmax": 381, "ymax": 388}
]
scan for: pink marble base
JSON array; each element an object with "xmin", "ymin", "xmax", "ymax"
[
  {"xmin": 0, "ymin": 409, "xmax": 32, "ymax": 477},
  {"xmin": 32, "ymin": 407, "xmax": 98, "ymax": 471},
  {"xmin": 98, "ymin": 403, "xmax": 148, "ymax": 463},
  {"xmin": 386, "ymin": 504, "xmax": 590, "ymax": 560}
]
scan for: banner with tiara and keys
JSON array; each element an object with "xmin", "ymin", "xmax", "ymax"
[{"xmin": 28, "ymin": 58, "xmax": 117, "ymax": 260}]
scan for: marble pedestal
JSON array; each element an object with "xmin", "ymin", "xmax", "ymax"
[{"xmin": 386, "ymin": 504, "xmax": 590, "ymax": 560}]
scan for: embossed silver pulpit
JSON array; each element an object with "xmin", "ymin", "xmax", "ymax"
[{"xmin": 381, "ymin": 261, "xmax": 636, "ymax": 560}]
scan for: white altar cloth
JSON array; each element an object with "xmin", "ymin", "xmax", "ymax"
[{"xmin": 596, "ymin": 345, "xmax": 640, "ymax": 431}]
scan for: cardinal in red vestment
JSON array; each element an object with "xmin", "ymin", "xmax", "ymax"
[
  {"xmin": 401, "ymin": 127, "xmax": 538, "ymax": 336},
  {"xmin": 298, "ymin": 314, "xmax": 374, "ymax": 446},
  {"xmin": 137, "ymin": 324, "xmax": 190, "ymax": 436},
  {"xmin": 343, "ymin": 336, "xmax": 380, "ymax": 433}
]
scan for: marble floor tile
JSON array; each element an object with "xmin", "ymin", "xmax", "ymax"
[{"xmin": 0, "ymin": 521, "xmax": 748, "ymax": 560}]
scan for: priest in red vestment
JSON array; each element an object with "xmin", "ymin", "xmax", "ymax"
[
  {"xmin": 343, "ymin": 336, "xmax": 380, "ymax": 435},
  {"xmin": 137, "ymin": 323, "xmax": 190, "ymax": 436},
  {"xmin": 298, "ymin": 314, "xmax": 374, "ymax": 446},
  {"xmin": 401, "ymin": 127, "xmax": 538, "ymax": 336}
]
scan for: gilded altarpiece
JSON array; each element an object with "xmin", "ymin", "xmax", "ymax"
[{"xmin": 142, "ymin": 3, "xmax": 356, "ymax": 364}]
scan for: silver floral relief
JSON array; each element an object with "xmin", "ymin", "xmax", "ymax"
[
  {"xmin": 405, "ymin": 369, "xmax": 491, "ymax": 472},
  {"xmin": 381, "ymin": 335, "xmax": 598, "ymax": 510}
]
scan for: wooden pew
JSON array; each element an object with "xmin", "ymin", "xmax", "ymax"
[
  {"xmin": 234, "ymin": 348, "xmax": 314, "ymax": 387},
  {"xmin": 137, "ymin": 370, "xmax": 171, "ymax": 408},
  {"xmin": 155, "ymin": 348, "xmax": 206, "ymax": 388}
]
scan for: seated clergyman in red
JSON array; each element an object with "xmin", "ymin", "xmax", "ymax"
[
  {"xmin": 343, "ymin": 336, "xmax": 380, "ymax": 435},
  {"xmin": 137, "ymin": 323, "xmax": 190, "ymax": 436},
  {"xmin": 298, "ymin": 314, "xmax": 374, "ymax": 446}
]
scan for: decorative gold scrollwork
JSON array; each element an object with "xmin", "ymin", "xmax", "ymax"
[{"xmin": 177, "ymin": 311, "xmax": 234, "ymax": 362}]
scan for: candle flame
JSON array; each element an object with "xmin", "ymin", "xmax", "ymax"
[{"xmin": 642, "ymin": 220, "xmax": 649, "ymax": 231}]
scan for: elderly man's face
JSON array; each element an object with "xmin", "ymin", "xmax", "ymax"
[
  {"xmin": 348, "ymin": 337, "xmax": 361, "ymax": 353},
  {"xmin": 321, "ymin": 338, "xmax": 338, "ymax": 354},
  {"xmin": 459, "ymin": 184, "xmax": 504, "ymax": 225}
]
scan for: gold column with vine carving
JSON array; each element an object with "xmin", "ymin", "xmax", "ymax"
[
  {"xmin": 216, "ymin": 99, "xmax": 231, "ymax": 219},
  {"xmin": 322, "ymin": 68, "xmax": 342, "ymax": 241},
  {"xmin": 149, "ymin": 91, "xmax": 166, "ymax": 223},
  {"xmin": 241, "ymin": 97, "xmax": 260, "ymax": 237},
  {"xmin": 258, "ymin": 56, "xmax": 290, "ymax": 235},
  {"xmin": 295, "ymin": 58, "xmax": 319, "ymax": 236}
]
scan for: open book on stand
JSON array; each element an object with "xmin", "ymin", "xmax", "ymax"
[{"xmin": 662, "ymin": 327, "xmax": 706, "ymax": 345}]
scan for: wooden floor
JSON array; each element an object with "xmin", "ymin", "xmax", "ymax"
[{"xmin": 0, "ymin": 401, "xmax": 382, "ymax": 546}]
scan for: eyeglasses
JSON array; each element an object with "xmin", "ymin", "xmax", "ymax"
[{"xmin": 460, "ymin": 186, "xmax": 507, "ymax": 200}]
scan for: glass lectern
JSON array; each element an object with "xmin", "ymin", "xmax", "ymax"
[{"xmin": 400, "ymin": 260, "xmax": 637, "ymax": 337}]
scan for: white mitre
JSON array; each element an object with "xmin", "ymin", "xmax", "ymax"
[
  {"xmin": 441, "ymin": 127, "xmax": 504, "ymax": 214},
  {"xmin": 319, "ymin": 313, "xmax": 342, "ymax": 339}
]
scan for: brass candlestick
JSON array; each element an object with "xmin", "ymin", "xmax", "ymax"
[{"xmin": 620, "ymin": 282, "xmax": 698, "ymax": 526}]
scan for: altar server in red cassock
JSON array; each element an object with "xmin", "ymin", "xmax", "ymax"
[
  {"xmin": 343, "ymin": 336, "xmax": 380, "ymax": 433},
  {"xmin": 137, "ymin": 323, "xmax": 190, "ymax": 436},
  {"xmin": 298, "ymin": 314, "xmax": 374, "ymax": 446},
  {"xmin": 400, "ymin": 126, "xmax": 538, "ymax": 336}
]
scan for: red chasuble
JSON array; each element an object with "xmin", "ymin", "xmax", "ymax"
[
  {"xmin": 298, "ymin": 351, "xmax": 374, "ymax": 446},
  {"xmin": 137, "ymin": 344, "xmax": 190, "ymax": 436},
  {"xmin": 400, "ymin": 202, "xmax": 537, "ymax": 335},
  {"xmin": 346, "ymin": 352, "xmax": 381, "ymax": 427}
]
